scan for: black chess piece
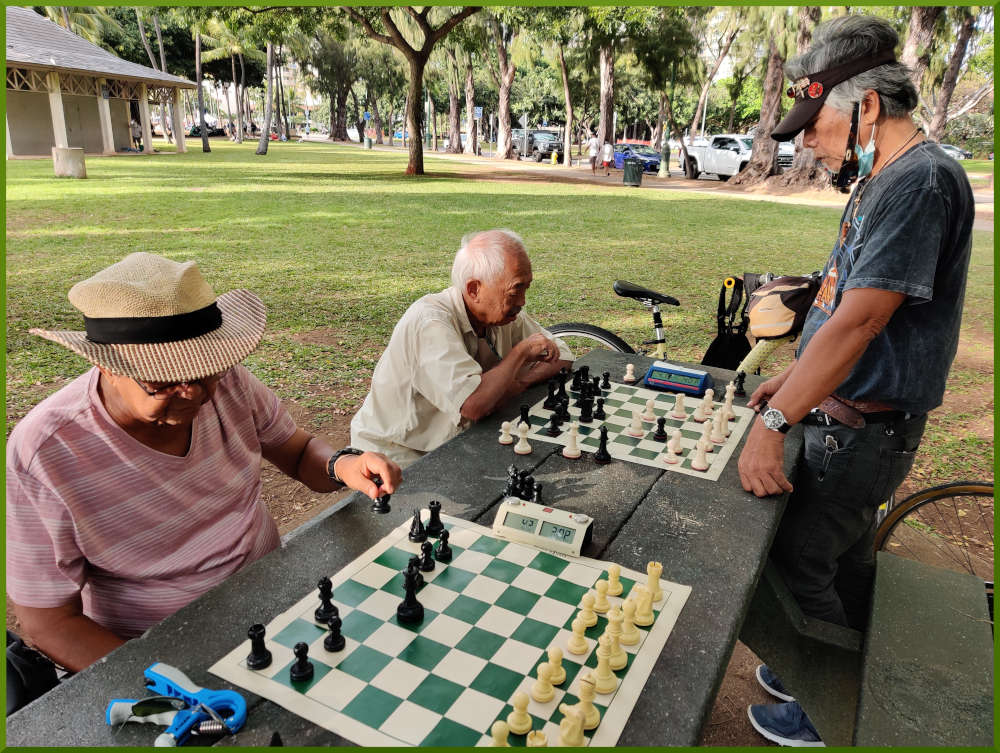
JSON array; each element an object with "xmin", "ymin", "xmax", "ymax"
[
  {"xmin": 289, "ymin": 642, "xmax": 314, "ymax": 682},
  {"xmin": 408, "ymin": 509, "xmax": 427, "ymax": 542},
  {"xmin": 546, "ymin": 412, "xmax": 561, "ymax": 437},
  {"xmin": 594, "ymin": 425, "xmax": 612, "ymax": 465},
  {"xmin": 653, "ymin": 416, "xmax": 669, "ymax": 442},
  {"xmin": 556, "ymin": 371, "xmax": 569, "ymax": 401},
  {"xmin": 591, "ymin": 376, "xmax": 601, "ymax": 396},
  {"xmin": 396, "ymin": 567, "xmax": 425, "ymax": 624},
  {"xmin": 269, "ymin": 732, "xmax": 283, "ymax": 747},
  {"xmin": 419, "ymin": 540, "xmax": 436, "ymax": 572},
  {"xmin": 314, "ymin": 576, "xmax": 339, "ymax": 623},
  {"xmin": 503, "ymin": 465, "xmax": 520, "ymax": 498},
  {"xmin": 574, "ymin": 381, "xmax": 589, "ymax": 408},
  {"xmin": 571, "ymin": 369, "xmax": 582, "ymax": 391},
  {"xmin": 594, "ymin": 397, "xmax": 607, "ymax": 420},
  {"xmin": 532, "ymin": 483, "xmax": 543, "ymax": 503},
  {"xmin": 246, "ymin": 623, "xmax": 272, "ymax": 670},
  {"xmin": 579, "ymin": 398, "xmax": 594, "ymax": 423},
  {"xmin": 557, "ymin": 398, "xmax": 571, "ymax": 424},
  {"xmin": 522, "ymin": 476, "xmax": 536, "ymax": 502},
  {"xmin": 370, "ymin": 474, "xmax": 391, "ymax": 514},
  {"xmin": 435, "ymin": 529, "xmax": 453, "ymax": 562},
  {"xmin": 542, "ymin": 379, "xmax": 558, "ymax": 410},
  {"xmin": 601, "ymin": 371, "xmax": 611, "ymax": 390},
  {"xmin": 580, "ymin": 365, "xmax": 590, "ymax": 384},
  {"xmin": 519, "ymin": 403, "xmax": 531, "ymax": 428},
  {"xmin": 733, "ymin": 370, "xmax": 747, "ymax": 397},
  {"xmin": 323, "ymin": 614, "xmax": 345, "ymax": 652},
  {"xmin": 426, "ymin": 500, "xmax": 444, "ymax": 538},
  {"xmin": 407, "ymin": 555, "xmax": 425, "ymax": 589}
]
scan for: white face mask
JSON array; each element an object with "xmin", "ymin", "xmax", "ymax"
[{"xmin": 855, "ymin": 103, "xmax": 877, "ymax": 179}]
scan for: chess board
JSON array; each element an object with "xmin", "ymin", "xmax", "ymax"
[
  {"xmin": 509, "ymin": 380, "xmax": 755, "ymax": 482},
  {"xmin": 210, "ymin": 514, "xmax": 690, "ymax": 746}
]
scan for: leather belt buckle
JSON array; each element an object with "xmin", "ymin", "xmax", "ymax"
[{"xmin": 818, "ymin": 396, "xmax": 866, "ymax": 429}]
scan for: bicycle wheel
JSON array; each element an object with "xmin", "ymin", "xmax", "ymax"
[
  {"xmin": 874, "ymin": 481, "xmax": 993, "ymax": 587},
  {"xmin": 547, "ymin": 323, "xmax": 636, "ymax": 358}
]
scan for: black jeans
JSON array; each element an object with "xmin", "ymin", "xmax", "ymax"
[{"xmin": 772, "ymin": 413, "xmax": 927, "ymax": 631}]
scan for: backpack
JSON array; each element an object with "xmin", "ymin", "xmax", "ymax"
[
  {"xmin": 6, "ymin": 631, "xmax": 59, "ymax": 715},
  {"xmin": 701, "ymin": 276, "xmax": 752, "ymax": 369},
  {"xmin": 746, "ymin": 273, "xmax": 822, "ymax": 340}
]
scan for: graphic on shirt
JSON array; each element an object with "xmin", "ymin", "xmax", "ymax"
[{"xmin": 812, "ymin": 258, "xmax": 838, "ymax": 316}]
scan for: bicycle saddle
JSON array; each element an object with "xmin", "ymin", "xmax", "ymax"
[{"xmin": 613, "ymin": 281, "xmax": 680, "ymax": 306}]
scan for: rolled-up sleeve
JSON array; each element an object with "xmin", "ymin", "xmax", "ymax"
[{"xmin": 410, "ymin": 318, "xmax": 483, "ymax": 425}]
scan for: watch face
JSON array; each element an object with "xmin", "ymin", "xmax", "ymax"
[{"xmin": 762, "ymin": 408, "xmax": 785, "ymax": 430}]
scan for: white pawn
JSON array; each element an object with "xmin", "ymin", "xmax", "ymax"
[
  {"xmin": 623, "ymin": 363, "xmax": 636, "ymax": 383},
  {"xmin": 606, "ymin": 563, "xmax": 623, "ymax": 596},
  {"xmin": 574, "ymin": 672, "xmax": 601, "ymax": 730},
  {"xmin": 592, "ymin": 580, "xmax": 610, "ymax": 613},
  {"xmin": 547, "ymin": 646, "xmax": 566, "ymax": 685},
  {"xmin": 646, "ymin": 561, "xmax": 664, "ymax": 603},
  {"xmin": 690, "ymin": 438, "xmax": 710, "ymax": 471},
  {"xmin": 620, "ymin": 599, "xmax": 641, "ymax": 645},
  {"xmin": 556, "ymin": 704, "xmax": 585, "ymax": 747},
  {"xmin": 491, "ymin": 720, "xmax": 511, "ymax": 746},
  {"xmin": 711, "ymin": 409, "xmax": 727, "ymax": 445},
  {"xmin": 641, "ymin": 397, "xmax": 656, "ymax": 422},
  {"xmin": 562, "ymin": 422, "xmax": 581, "ymax": 459},
  {"xmin": 626, "ymin": 409, "xmax": 644, "ymax": 437},
  {"xmin": 499, "ymin": 421, "xmax": 514, "ymax": 445},
  {"xmin": 701, "ymin": 388, "xmax": 715, "ymax": 415},
  {"xmin": 507, "ymin": 691, "xmax": 533, "ymax": 735},
  {"xmin": 578, "ymin": 592, "xmax": 598, "ymax": 626},
  {"xmin": 531, "ymin": 661, "xmax": 555, "ymax": 703},
  {"xmin": 567, "ymin": 616, "xmax": 589, "ymax": 655},
  {"xmin": 514, "ymin": 422, "xmax": 532, "ymax": 455},
  {"xmin": 691, "ymin": 401, "xmax": 707, "ymax": 423},
  {"xmin": 700, "ymin": 420, "xmax": 714, "ymax": 452},
  {"xmin": 664, "ymin": 429, "xmax": 683, "ymax": 464},
  {"xmin": 671, "ymin": 392, "xmax": 686, "ymax": 419},
  {"xmin": 526, "ymin": 730, "xmax": 548, "ymax": 747}
]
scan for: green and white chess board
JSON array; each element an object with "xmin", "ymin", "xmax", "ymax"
[
  {"xmin": 210, "ymin": 514, "xmax": 690, "ymax": 746},
  {"xmin": 512, "ymin": 380, "xmax": 755, "ymax": 482}
]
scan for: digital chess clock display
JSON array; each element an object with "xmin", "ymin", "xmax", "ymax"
[
  {"xmin": 643, "ymin": 360, "xmax": 713, "ymax": 397},
  {"xmin": 493, "ymin": 499, "xmax": 594, "ymax": 556},
  {"xmin": 539, "ymin": 522, "xmax": 575, "ymax": 542},
  {"xmin": 503, "ymin": 511, "xmax": 539, "ymax": 533}
]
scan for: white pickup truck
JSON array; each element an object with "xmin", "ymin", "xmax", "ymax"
[{"xmin": 684, "ymin": 134, "xmax": 796, "ymax": 180}]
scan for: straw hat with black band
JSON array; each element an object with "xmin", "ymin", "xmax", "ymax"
[{"xmin": 30, "ymin": 252, "xmax": 266, "ymax": 383}]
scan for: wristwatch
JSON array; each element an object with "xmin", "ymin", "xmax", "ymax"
[
  {"xmin": 328, "ymin": 447, "xmax": 363, "ymax": 485},
  {"xmin": 760, "ymin": 404, "xmax": 792, "ymax": 434}
]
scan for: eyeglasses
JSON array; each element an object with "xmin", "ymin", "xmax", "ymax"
[{"xmin": 131, "ymin": 368, "xmax": 229, "ymax": 399}]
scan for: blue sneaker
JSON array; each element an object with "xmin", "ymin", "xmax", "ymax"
[
  {"xmin": 747, "ymin": 702, "xmax": 825, "ymax": 747},
  {"xmin": 756, "ymin": 664, "xmax": 796, "ymax": 702}
]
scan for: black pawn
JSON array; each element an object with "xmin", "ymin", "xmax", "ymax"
[
  {"xmin": 592, "ymin": 376, "xmax": 601, "ymax": 396},
  {"xmin": 323, "ymin": 614, "xmax": 345, "ymax": 652},
  {"xmin": 289, "ymin": 642, "xmax": 314, "ymax": 682},
  {"xmin": 546, "ymin": 412, "xmax": 561, "ymax": 437},
  {"xmin": 601, "ymin": 371, "xmax": 611, "ymax": 390},
  {"xmin": 580, "ymin": 365, "xmax": 590, "ymax": 384},
  {"xmin": 653, "ymin": 416, "xmax": 668, "ymax": 442},
  {"xmin": 574, "ymin": 382, "xmax": 588, "ymax": 408},
  {"xmin": 579, "ymin": 398, "xmax": 594, "ymax": 423},
  {"xmin": 594, "ymin": 425, "xmax": 612, "ymax": 465},
  {"xmin": 532, "ymin": 483, "xmax": 543, "ymax": 503},
  {"xmin": 407, "ymin": 555, "xmax": 425, "ymax": 589},
  {"xmin": 542, "ymin": 380, "xmax": 558, "ymax": 410},
  {"xmin": 557, "ymin": 398, "xmax": 571, "ymax": 424},
  {"xmin": 571, "ymin": 369, "xmax": 582, "ymax": 391},
  {"xmin": 315, "ymin": 576, "xmax": 339, "ymax": 623},
  {"xmin": 408, "ymin": 509, "xmax": 427, "ymax": 542},
  {"xmin": 396, "ymin": 568, "xmax": 425, "ymax": 624},
  {"xmin": 519, "ymin": 403, "xmax": 531, "ymax": 428},
  {"xmin": 370, "ymin": 474, "xmax": 391, "ymax": 514},
  {"xmin": 246, "ymin": 623, "xmax": 272, "ymax": 670},
  {"xmin": 419, "ymin": 540, "xmax": 436, "ymax": 572},
  {"xmin": 435, "ymin": 530, "xmax": 453, "ymax": 562},
  {"xmin": 594, "ymin": 398, "xmax": 607, "ymax": 420},
  {"xmin": 426, "ymin": 500, "xmax": 444, "ymax": 538}
]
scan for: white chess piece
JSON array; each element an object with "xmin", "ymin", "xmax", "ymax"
[
  {"xmin": 507, "ymin": 692, "xmax": 533, "ymax": 734},
  {"xmin": 556, "ymin": 704, "xmax": 585, "ymax": 746},
  {"xmin": 514, "ymin": 422, "xmax": 532, "ymax": 455},
  {"xmin": 642, "ymin": 398, "xmax": 656, "ymax": 422},
  {"xmin": 664, "ymin": 429, "xmax": 683, "ymax": 464},
  {"xmin": 711, "ymin": 409, "xmax": 727, "ymax": 445},
  {"xmin": 632, "ymin": 585, "xmax": 655, "ymax": 626},
  {"xmin": 623, "ymin": 363, "xmax": 637, "ymax": 383},
  {"xmin": 547, "ymin": 646, "xmax": 566, "ymax": 685},
  {"xmin": 525, "ymin": 730, "xmax": 547, "ymax": 747},
  {"xmin": 562, "ymin": 422, "xmax": 582, "ymax": 459},
  {"xmin": 724, "ymin": 382, "xmax": 738, "ymax": 421},
  {"xmin": 574, "ymin": 672, "xmax": 601, "ymax": 730},
  {"xmin": 671, "ymin": 392, "xmax": 686, "ymax": 419},
  {"xmin": 646, "ymin": 561, "xmax": 664, "ymax": 603},
  {"xmin": 491, "ymin": 720, "xmax": 511, "ymax": 746},
  {"xmin": 691, "ymin": 401, "xmax": 707, "ymax": 423},
  {"xmin": 578, "ymin": 593, "xmax": 598, "ymax": 627},
  {"xmin": 701, "ymin": 388, "xmax": 715, "ymax": 415},
  {"xmin": 592, "ymin": 580, "xmax": 610, "ymax": 613},
  {"xmin": 499, "ymin": 421, "xmax": 514, "ymax": 445},
  {"xmin": 606, "ymin": 563, "xmax": 623, "ymax": 596},
  {"xmin": 690, "ymin": 438, "xmax": 710, "ymax": 471},
  {"xmin": 567, "ymin": 616, "xmax": 589, "ymax": 654},
  {"xmin": 592, "ymin": 635, "xmax": 618, "ymax": 694},
  {"xmin": 700, "ymin": 421, "xmax": 714, "ymax": 452},
  {"xmin": 620, "ymin": 599, "xmax": 641, "ymax": 645},
  {"xmin": 531, "ymin": 661, "xmax": 555, "ymax": 703},
  {"xmin": 627, "ymin": 409, "xmax": 645, "ymax": 437}
]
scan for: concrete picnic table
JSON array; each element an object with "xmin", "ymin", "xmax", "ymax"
[{"xmin": 6, "ymin": 350, "xmax": 801, "ymax": 746}]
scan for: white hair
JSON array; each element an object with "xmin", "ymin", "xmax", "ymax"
[{"xmin": 451, "ymin": 229, "xmax": 527, "ymax": 289}]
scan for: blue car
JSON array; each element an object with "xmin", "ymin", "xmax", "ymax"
[{"xmin": 613, "ymin": 144, "xmax": 662, "ymax": 172}]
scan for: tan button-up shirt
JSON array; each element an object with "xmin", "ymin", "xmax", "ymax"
[{"xmin": 350, "ymin": 286, "xmax": 573, "ymax": 467}]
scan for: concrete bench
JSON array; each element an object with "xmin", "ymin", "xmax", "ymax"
[{"xmin": 741, "ymin": 552, "xmax": 993, "ymax": 746}]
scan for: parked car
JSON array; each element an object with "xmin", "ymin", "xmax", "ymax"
[
  {"xmin": 777, "ymin": 141, "xmax": 796, "ymax": 171},
  {"xmin": 937, "ymin": 143, "xmax": 972, "ymax": 160},
  {"xmin": 511, "ymin": 129, "xmax": 562, "ymax": 161},
  {"xmin": 613, "ymin": 144, "xmax": 661, "ymax": 172},
  {"xmin": 443, "ymin": 133, "xmax": 468, "ymax": 150},
  {"xmin": 189, "ymin": 124, "xmax": 226, "ymax": 138},
  {"xmin": 684, "ymin": 134, "xmax": 754, "ymax": 181}
]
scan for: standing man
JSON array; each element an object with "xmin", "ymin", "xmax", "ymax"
[
  {"xmin": 587, "ymin": 133, "xmax": 600, "ymax": 175},
  {"xmin": 351, "ymin": 230, "xmax": 573, "ymax": 467},
  {"xmin": 736, "ymin": 15, "xmax": 974, "ymax": 746},
  {"xmin": 601, "ymin": 141, "xmax": 614, "ymax": 176}
]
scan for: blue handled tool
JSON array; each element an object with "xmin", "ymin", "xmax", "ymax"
[{"xmin": 106, "ymin": 663, "xmax": 246, "ymax": 746}]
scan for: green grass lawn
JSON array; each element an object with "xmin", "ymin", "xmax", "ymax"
[
  {"xmin": 961, "ymin": 159, "xmax": 994, "ymax": 174},
  {"xmin": 6, "ymin": 140, "xmax": 994, "ymax": 488}
]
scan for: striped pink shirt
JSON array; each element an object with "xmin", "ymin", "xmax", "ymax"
[{"xmin": 6, "ymin": 365, "xmax": 295, "ymax": 638}]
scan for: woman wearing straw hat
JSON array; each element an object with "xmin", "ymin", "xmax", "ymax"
[{"xmin": 6, "ymin": 252, "xmax": 402, "ymax": 672}]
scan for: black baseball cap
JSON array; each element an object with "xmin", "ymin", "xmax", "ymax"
[{"xmin": 771, "ymin": 50, "xmax": 896, "ymax": 142}]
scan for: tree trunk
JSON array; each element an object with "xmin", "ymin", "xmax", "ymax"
[
  {"xmin": 334, "ymin": 85, "xmax": 350, "ymax": 140},
  {"xmin": 195, "ymin": 34, "xmax": 210, "ymax": 153},
  {"xmin": 596, "ymin": 44, "xmax": 614, "ymax": 148},
  {"xmin": 901, "ymin": 6, "xmax": 946, "ymax": 92},
  {"xmin": 691, "ymin": 28, "xmax": 738, "ymax": 139},
  {"xmin": 351, "ymin": 88, "xmax": 365, "ymax": 142},
  {"xmin": 370, "ymin": 94, "xmax": 384, "ymax": 144},
  {"xmin": 135, "ymin": 11, "xmax": 159, "ymax": 70},
  {"xmin": 730, "ymin": 38, "xmax": 784, "ymax": 187},
  {"xmin": 276, "ymin": 52, "xmax": 289, "ymax": 138},
  {"xmin": 446, "ymin": 55, "xmax": 462, "ymax": 153},
  {"xmin": 256, "ymin": 41, "xmax": 273, "ymax": 155},
  {"xmin": 463, "ymin": 63, "xmax": 477, "ymax": 155},
  {"xmin": 402, "ymin": 94, "xmax": 409, "ymax": 148},
  {"xmin": 489, "ymin": 19, "xmax": 517, "ymax": 160},
  {"xmin": 928, "ymin": 8, "xmax": 975, "ymax": 141},
  {"xmin": 237, "ymin": 54, "xmax": 246, "ymax": 142},
  {"xmin": 430, "ymin": 96, "xmax": 438, "ymax": 151},
  {"xmin": 404, "ymin": 58, "xmax": 426, "ymax": 174},
  {"xmin": 60, "ymin": 6, "xmax": 71, "ymax": 29},
  {"xmin": 557, "ymin": 43, "xmax": 574, "ymax": 168},
  {"xmin": 231, "ymin": 55, "xmax": 243, "ymax": 142},
  {"xmin": 386, "ymin": 107, "xmax": 395, "ymax": 146}
]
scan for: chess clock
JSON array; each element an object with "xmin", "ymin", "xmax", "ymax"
[
  {"xmin": 643, "ymin": 360, "xmax": 714, "ymax": 397},
  {"xmin": 492, "ymin": 498, "xmax": 594, "ymax": 557}
]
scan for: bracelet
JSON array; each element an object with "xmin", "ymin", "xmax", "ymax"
[{"xmin": 327, "ymin": 447, "xmax": 363, "ymax": 485}]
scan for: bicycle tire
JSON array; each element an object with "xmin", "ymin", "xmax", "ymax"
[
  {"xmin": 547, "ymin": 323, "xmax": 636, "ymax": 354},
  {"xmin": 874, "ymin": 481, "xmax": 993, "ymax": 588}
]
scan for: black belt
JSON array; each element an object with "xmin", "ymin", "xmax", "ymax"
[{"xmin": 801, "ymin": 409, "xmax": 913, "ymax": 427}]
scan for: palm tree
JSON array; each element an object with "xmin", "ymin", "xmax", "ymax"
[
  {"xmin": 201, "ymin": 19, "xmax": 266, "ymax": 144},
  {"xmin": 41, "ymin": 6, "xmax": 122, "ymax": 44}
]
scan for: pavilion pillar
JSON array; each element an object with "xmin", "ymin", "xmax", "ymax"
[
  {"xmin": 6, "ymin": 113, "xmax": 13, "ymax": 158},
  {"xmin": 172, "ymin": 87, "xmax": 187, "ymax": 153},
  {"xmin": 96, "ymin": 78, "xmax": 116, "ymax": 154},
  {"xmin": 46, "ymin": 72, "xmax": 69, "ymax": 148},
  {"xmin": 138, "ymin": 83, "xmax": 153, "ymax": 154}
]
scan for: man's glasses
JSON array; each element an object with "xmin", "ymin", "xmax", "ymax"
[{"xmin": 131, "ymin": 368, "xmax": 229, "ymax": 399}]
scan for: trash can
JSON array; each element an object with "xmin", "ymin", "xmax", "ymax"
[
  {"xmin": 623, "ymin": 157, "xmax": 643, "ymax": 187},
  {"xmin": 364, "ymin": 137, "xmax": 373, "ymax": 149}
]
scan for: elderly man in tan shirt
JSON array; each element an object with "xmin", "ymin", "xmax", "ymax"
[{"xmin": 350, "ymin": 230, "xmax": 574, "ymax": 467}]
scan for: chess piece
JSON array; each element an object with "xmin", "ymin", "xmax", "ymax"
[
  {"xmin": 547, "ymin": 646, "xmax": 566, "ymax": 685},
  {"xmin": 594, "ymin": 397, "xmax": 607, "ymax": 420},
  {"xmin": 592, "ymin": 635, "xmax": 618, "ymax": 694},
  {"xmin": 642, "ymin": 398, "xmax": 656, "ymax": 422},
  {"xmin": 314, "ymin": 576, "xmax": 338, "ymax": 623},
  {"xmin": 499, "ymin": 421, "xmax": 514, "ymax": 445},
  {"xmin": 607, "ymin": 626, "xmax": 627, "ymax": 671},
  {"xmin": 664, "ymin": 429, "xmax": 683, "ymax": 465},
  {"xmin": 578, "ymin": 397, "xmax": 594, "ymax": 423},
  {"xmin": 567, "ymin": 616, "xmax": 589, "ymax": 654},
  {"xmin": 323, "ymin": 614, "xmax": 345, "ymax": 652},
  {"xmin": 578, "ymin": 592, "xmax": 598, "ymax": 627},
  {"xmin": 724, "ymin": 382, "xmax": 738, "ymax": 422},
  {"xmin": 626, "ymin": 410, "xmax": 644, "ymax": 438},
  {"xmin": 562, "ymin": 422, "xmax": 582, "ymax": 459},
  {"xmin": 407, "ymin": 555, "xmax": 425, "ymax": 589},
  {"xmin": 502, "ymin": 464, "xmax": 521, "ymax": 497},
  {"xmin": 519, "ymin": 403, "xmax": 531, "ymax": 428},
  {"xmin": 289, "ymin": 642, "xmax": 314, "ymax": 683},
  {"xmin": 579, "ymin": 365, "xmax": 590, "ymax": 384},
  {"xmin": 593, "ymin": 425, "xmax": 612, "ymax": 465},
  {"xmin": 556, "ymin": 704, "xmax": 585, "ymax": 747},
  {"xmin": 701, "ymin": 388, "xmax": 715, "ymax": 415},
  {"xmin": 606, "ymin": 563, "xmax": 623, "ymax": 596},
  {"xmin": 700, "ymin": 421, "xmax": 714, "ymax": 452},
  {"xmin": 507, "ymin": 691, "xmax": 533, "ymax": 735},
  {"xmin": 556, "ymin": 370, "xmax": 568, "ymax": 401},
  {"xmin": 426, "ymin": 499, "xmax": 444, "ymax": 537},
  {"xmin": 532, "ymin": 483, "xmax": 543, "ymax": 504},
  {"xmin": 632, "ymin": 584, "xmax": 654, "ymax": 626},
  {"xmin": 601, "ymin": 371, "xmax": 611, "ymax": 389},
  {"xmin": 543, "ymin": 379, "xmax": 559, "ymax": 410},
  {"xmin": 490, "ymin": 720, "xmax": 511, "ymax": 747},
  {"xmin": 571, "ymin": 368, "xmax": 582, "ymax": 391},
  {"xmin": 419, "ymin": 540, "xmax": 436, "ymax": 572},
  {"xmin": 671, "ymin": 392, "xmax": 686, "ymax": 419},
  {"xmin": 246, "ymin": 623, "xmax": 272, "ymax": 670},
  {"xmin": 647, "ymin": 561, "xmax": 664, "ymax": 603},
  {"xmin": 556, "ymin": 398, "xmax": 571, "ymax": 424},
  {"xmin": 530, "ymin": 661, "xmax": 555, "ymax": 703},
  {"xmin": 606, "ymin": 607, "xmax": 625, "ymax": 659},
  {"xmin": 514, "ymin": 423, "xmax": 532, "ymax": 455},
  {"xmin": 526, "ymin": 730, "xmax": 548, "ymax": 747},
  {"xmin": 408, "ymin": 509, "xmax": 427, "ymax": 543},
  {"xmin": 711, "ymin": 409, "xmax": 727, "ymax": 445},
  {"xmin": 691, "ymin": 401, "xmax": 707, "ymax": 423},
  {"xmin": 620, "ymin": 599, "xmax": 641, "ymax": 645},
  {"xmin": 592, "ymin": 580, "xmax": 610, "ymax": 613},
  {"xmin": 370, "ymin": 472, "xmax": 391, "ymax": 514},
  {"xmin": 653, "ymin": 416, "xmax": 668, "ymax": 442},
  {"xmin": 434, "ymin": 529, "xmax": 453, "ymax": 562},
  {"xmin": 690, "ymin": 439, "xmax": 710, "ymax": 471},
  {"xmin": 545, "ymin": 412, "xmax": 561, "ymax": 437},
  {"xmin": 623, "ymin": 363, "xmax": 637, "ymax": 383},
  {"xmin": 574, "ymin": 672, "xmax": 601, "ymax": 730},
  {"xmin": 396, "ymin": 566, "xmax": 424, "ymax": 624}
]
